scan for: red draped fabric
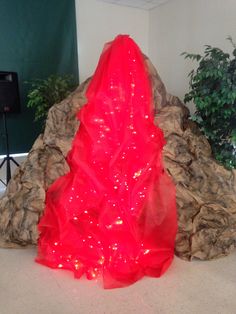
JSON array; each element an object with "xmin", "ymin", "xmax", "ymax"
[{"xmin": 35, "ymin": 35, "xmax": 178, "ymax": 289}]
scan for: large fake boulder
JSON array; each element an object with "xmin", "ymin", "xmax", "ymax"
[{"xmin": 0, "ymin": 57, "xmax": 236, "ymax": 261}]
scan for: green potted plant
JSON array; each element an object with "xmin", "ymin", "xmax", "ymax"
[
  {"xmin": 26, "ymin": 74, "xmax": 76, "ymax": 124},
  {"xmin": 182, "ymin": 37, "xmax": 236, "ymax": 170}
]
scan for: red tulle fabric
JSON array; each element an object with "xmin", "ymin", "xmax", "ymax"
[{"xmin": 35, "ymin": 35, "xmax": 178, "ymax": 289}]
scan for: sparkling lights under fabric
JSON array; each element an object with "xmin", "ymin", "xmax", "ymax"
[{"xmin": 35, "ymin": 35, "xmax": 178, "ymax": 289}]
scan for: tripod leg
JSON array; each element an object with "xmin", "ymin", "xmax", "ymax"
[
  {"xmin": 0, "ymin": 113, "xmax": 20, "ymax": 184},
  {"xmin": 0, "ymin": 158, "xmax": 6, "ymax": 168},
  {"xmin": 6, "ymin": 158, "xmax": 11, "ymax": 184},
  {"xmin": 10, "ymin": 157, "xmax": 20, "ymax": 167},
  {"xmin": 0, "ymin": 158, "xmax": 7, "ymax": 185},
  {"xmin": 0, "ymin": 178, "xmax": 6, "ymax": 186}
]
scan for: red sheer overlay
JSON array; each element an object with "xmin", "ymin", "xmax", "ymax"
[{"xmin": 35, "ymin": 35, "xmax": 178, "ymax": 289}]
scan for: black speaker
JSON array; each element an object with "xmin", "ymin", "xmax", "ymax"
[{"xmin": 0, "ymin": 71, "xmax": 20, "ymax": 114}]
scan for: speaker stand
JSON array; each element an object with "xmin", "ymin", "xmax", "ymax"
[{"xmin": 0, "ymin": 112, "xmax": 19, "ymax": 186}]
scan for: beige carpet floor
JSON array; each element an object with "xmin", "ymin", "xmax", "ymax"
[{"xmin": 0, "ymin": 247, "xmax": 235, "ymax": 314}]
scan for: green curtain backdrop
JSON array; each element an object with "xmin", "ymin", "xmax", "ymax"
[{"xmin": 0, "ymin": 0, "xmax": 78, "ymax": 154}]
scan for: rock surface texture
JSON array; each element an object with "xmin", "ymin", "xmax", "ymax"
[{"xmin": 0, "ymin": 58, "xmax": 236, "ymax": 261}]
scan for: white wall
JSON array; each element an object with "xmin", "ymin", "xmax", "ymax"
[
  {"xmin": 149, "ymin": 0, "xmax": 236, "ymax": 113},
  {"xmin": 76, "ymin": 0, "xmax": 149, "ymax": 82}
]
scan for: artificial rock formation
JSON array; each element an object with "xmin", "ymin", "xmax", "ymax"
[{"xmin": 0, "ymin": 57, "xmax": 236, "ymax": 261}]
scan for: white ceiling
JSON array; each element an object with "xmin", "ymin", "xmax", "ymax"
[{"xmin": 97, "ymin": 0, "xmax": 171, "ymax": 10}]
